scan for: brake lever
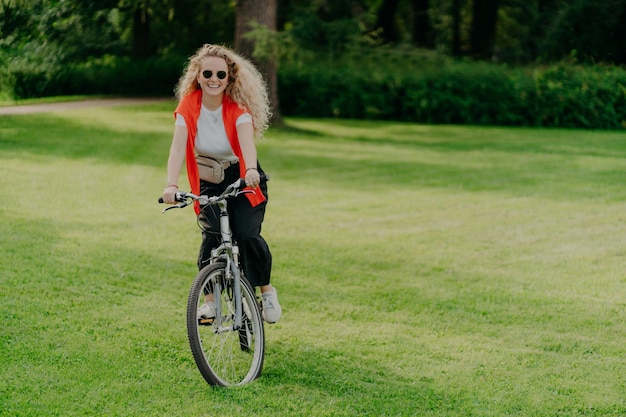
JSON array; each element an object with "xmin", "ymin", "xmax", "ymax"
[
  {"xmin": 161, "ymin": 201, "xmax": 190, "ymax": 213},
  {"xmin": 236, "ymin": 189, "xmax": 255, "ymax": 197}
]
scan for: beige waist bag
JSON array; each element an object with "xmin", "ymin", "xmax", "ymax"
[{"xmin": 196, "ymin": 155, "xmax": 225, "ymax": 184}]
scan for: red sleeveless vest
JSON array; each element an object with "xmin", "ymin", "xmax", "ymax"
[{"xmin": 175, "ymin": 89, "xmax": 266, "ymax": 214}]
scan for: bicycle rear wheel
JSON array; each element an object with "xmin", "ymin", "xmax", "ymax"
[{"xmin": 186, "ymin": 261, "xmax": 265, "ymax": 387}]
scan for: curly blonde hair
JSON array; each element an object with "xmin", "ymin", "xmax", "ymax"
[{"xmin": 175, "ymin": 44, "xmax": 271, "ymax": 139}]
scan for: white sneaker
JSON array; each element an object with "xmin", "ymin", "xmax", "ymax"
[
  {"xmin": 261, "ymin": 287, "xmax": 282, "ymax": 324},
  {"xmin": 198, "ymin": 301, "xmax": 216, "ymax": 319}
]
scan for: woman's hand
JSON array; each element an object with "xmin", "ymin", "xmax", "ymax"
[
  {"xmin": 162, "ymin": 185, "xmax": 179, "ymax": 204},
  {"xmin": 245, "ymin": 167, "xmax": 260, "ymax": 189}
]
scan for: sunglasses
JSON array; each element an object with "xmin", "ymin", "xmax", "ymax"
[{"xmin": 202, "ymin": 70, "xmax": 227, "ymax": 80}]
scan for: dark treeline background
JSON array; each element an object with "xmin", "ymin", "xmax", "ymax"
[{"xmin": 1, "ymin": 0, "xmax": 625, "ymax": 128}]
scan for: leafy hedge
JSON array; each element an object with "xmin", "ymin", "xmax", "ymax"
[
  {"xmin": 2, "ymin": 55, "xmax": 183, "ymax": 99},
  {"xmin": 279, "ymin": 61, "xmax": 626, "ymax": 129},
  {"xmin": 2, "ymin": 54, "xmax": 624, "ymax": 129}
]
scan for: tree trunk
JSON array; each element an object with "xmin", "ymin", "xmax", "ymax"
[
  {"xmin": 412, "ymin": 0, "xmax": 433, "ymax": 47},
  {"xmin": 451, "ymin": 0, "xmax": 462, "ymax": 56},
  {"xmin": 375, "ymin": 0, "xmax": 400, "ymax": 43},
  {"xmin": 614, "ymin": 4, "xmax": 626, "ymax": 64},
  {"xmin": 470, "ymin": 0, "xmax": 499, "ymax": 60},
  {"xmin": 132, "ymin": 4, "xmax": 151, "ymax": 59},
  {"xmin": 234, "ymin": 0, "xmax": 283, "ymax": 126}
]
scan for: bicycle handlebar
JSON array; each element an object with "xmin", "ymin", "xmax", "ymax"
[{"xmin": 158, "ymin": 175, "xmax": 269, "ymax": 211}]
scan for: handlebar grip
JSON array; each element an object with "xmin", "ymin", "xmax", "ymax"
[
  {"xmin": 158, "ymin": 192, "xmax": 185, "ymax": 204},
  {"xmin": 238, "ymin": 173, "xmax": 269, "ymax": 189}
]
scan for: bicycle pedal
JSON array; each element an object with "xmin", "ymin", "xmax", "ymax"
[{"xmin": 198, "ymin": 317, "xmax": 215, "ymax": 325}]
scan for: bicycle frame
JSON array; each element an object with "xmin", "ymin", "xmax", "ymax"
[
  {"xmin": 159, "ymin": 177, "xmax": 265, "ymax": 332},
  {"xmin": 209, "ymin": 196, "xmax": 244, "ymax": 331}
]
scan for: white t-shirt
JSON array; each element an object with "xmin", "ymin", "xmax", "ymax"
[{"xmin": 176, "ymin": 104, "xmax": 252, "ymax": 162}]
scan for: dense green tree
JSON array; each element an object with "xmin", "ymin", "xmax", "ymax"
[
  {"xmin": 2, "ymin": 0, "xmax": 625, "ymax": 98},
  {"xmin": 1, "ymin": 0, "xmax": 125, "ymax": 61},
  {"xmin": 539, "ymin": 0, "xmax": 626, "ymax": 64}
]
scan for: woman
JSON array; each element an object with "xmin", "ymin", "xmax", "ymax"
[{"xmin": 161, "ymin": 44, "xmax": 281, "ymax": 323}]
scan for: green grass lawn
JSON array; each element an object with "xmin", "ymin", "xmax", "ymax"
[{"xmin": 1, "ymin": 103, "xmax": 625, "ymax": 416}]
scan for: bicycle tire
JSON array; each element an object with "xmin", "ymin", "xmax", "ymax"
[{"xmin": 186, "ymin": 261, "xmax": 265, "ymax": 387}]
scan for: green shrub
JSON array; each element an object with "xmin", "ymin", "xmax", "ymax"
[
  {"xmin": 400, "ymin": 63, "xmax": 522, "ymax": 125},
  {"xmin": 529, "ymin": 64, "xmax": 626, "ymax": 129},
  {"xmin": 3, "ymin": 48, "xmax": 624, "ymax": 129},
  {"xmin": 5, "ymin": 55, "xmax": 183, "ymax": 99},
  {"xmin": 279, "ymin": 59, "xmax": 626, "ymax": 129}
]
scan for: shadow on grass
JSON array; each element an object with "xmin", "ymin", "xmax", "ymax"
[
  {"xmin": 0, "ymin": 107, "xmax": 172, "ymax": 167},
  {"xmin": 207, "ymin": 341, "xmax": 467, "ymax": 417},
  {"xmin": 2, "ymin": 111, "xmax": 625, "ymax": 202},
  {"xmin": 268, "ymin": 120, "xmax": 626, "ymax": 201},
  {"xmin": 276, "ymin": 118, "xmax": 626, "ymax": 158},
  {"xmin": 269, "ymin": 346, "xmax": 462, "ymax": 415}
]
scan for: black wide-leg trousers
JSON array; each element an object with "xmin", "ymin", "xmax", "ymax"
[{"xmin": 197, "ymin": 163, "xmax": 272, "ymax": 288}]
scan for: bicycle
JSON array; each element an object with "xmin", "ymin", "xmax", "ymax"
[{"xmin": 159, "ymin": 176, "xmax": 268, "ymax": 386}]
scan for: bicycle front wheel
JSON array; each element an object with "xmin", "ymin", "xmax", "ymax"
[{"xmin": 186, "ymin": 261, "xmax": 265, "ymax": 387}]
